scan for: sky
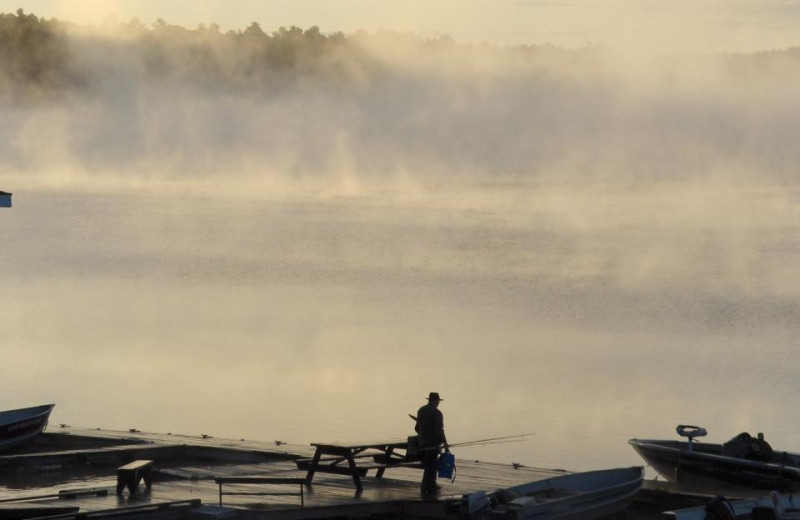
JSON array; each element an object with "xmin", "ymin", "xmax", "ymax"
[
  {"xmin": 3, "ymin": 0, "xmax": 800, "ymax": 471},
  {"xmin": 3, "ymin": 0, "xmax": 800, "ymax": 53}
]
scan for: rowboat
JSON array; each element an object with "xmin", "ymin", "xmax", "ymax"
[
  {"xmin": 0, "ymin": 404, "xmax": 55, "ymax": 451},
  {"xmin": 663, "ymin": 491, "xmax": 800, "ymax": 519},
  {"xmin": 629, "ymin": 425, "xmax": 800, "ymax": 492},
  {"xmin": 461, "ymin": 466, "xmax": 644, "ymax": 520}
]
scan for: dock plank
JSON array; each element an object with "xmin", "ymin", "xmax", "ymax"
[{"xmin": 0, "ymin": 427, "xmax": 575, "ymax": 519}]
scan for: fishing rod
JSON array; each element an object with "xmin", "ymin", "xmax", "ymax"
[
  {"xmin": 408, "ymin": 413, "xmax": 535, "ymax": 447},
  {"xmin": 449, "ymin": 433, "xmax": 536, "ymax": 448},
  {"xmin": 450, "ymin": 438, "xmax": 527, "ymax": 448}
]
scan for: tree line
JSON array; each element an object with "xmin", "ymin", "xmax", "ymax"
[
  {"xmin": 0, "ymin": 9, "xmax": 372, "ymax": 99},
  {"xmin": 0, "ymin": 9, "xmax": 68, "ymax": 93},
  {"xmin": 2, "ymin": 9, "xmax": 800, "ymax": 101}
]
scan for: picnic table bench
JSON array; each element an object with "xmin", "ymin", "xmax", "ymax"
[
  {"xmin": 116, "ymin": 459, "xmax": 154, "ymax": 496},
  {"xmin": 295, "ymin": 440, "xmax": 422, "ymax": 493},
  {"xmin": 214, "ymin": 477, "xmax": 307, "ymax": 507}
]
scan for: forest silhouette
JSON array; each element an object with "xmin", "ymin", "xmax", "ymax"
[
  {"xmin": 4, "ymin": 8, "xmax": 799, "ymax": 101},
  {"xmin": 2, "ymin": 9, "xmax": 800, "ymax": 184},
  {"xmin": 1, "ymin": 9, "xmax": 360, "ymax": 98}
]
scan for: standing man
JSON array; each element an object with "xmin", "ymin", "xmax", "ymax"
[{"xmin": 415, "ymin": 392, "xmax": 449, "ymax": 495}]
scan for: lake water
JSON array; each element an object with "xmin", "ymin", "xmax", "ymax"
[{"xmin": 2, "ymin": 179, "xmax": 798, "ymax": 477}]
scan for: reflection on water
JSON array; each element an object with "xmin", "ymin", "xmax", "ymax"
[{"xmin": 1, "ymin": 182, "xmax": 798, "ymax": 475}]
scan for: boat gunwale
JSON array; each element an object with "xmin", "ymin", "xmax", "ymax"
[
  {"xmin": 0, "ymin": 405, "xmax": 55, "ymax": 428},
  {"xmin": 501, "ymin": 467, "xmax": 643, "ymax": 513},
  {"xmin": 629, "ymin": 438, "xmax": 800, "ymax": 483},
  {"xmin": 509, "ymin": 466, "xmax": 644, "ymax": 496}
]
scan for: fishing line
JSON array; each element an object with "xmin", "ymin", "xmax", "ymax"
[{"xmin": 449, "ymin": 433, "xmax": 536, "ymax": 448}]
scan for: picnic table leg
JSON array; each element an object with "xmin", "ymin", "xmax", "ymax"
[
  {"xmin": 115, "ymin": 478, "xmax": 126, "ymax": 496},
  {"xmin": 305, "ymin": 446, "xmax": 323, "ymax": 486},
  {"xmin": 346, "ymin": 452, "xmax": 363, "ymax": 493},
  {"xmin": 376, "ymin": 447, "xmax": 394, "ymax": 479},
  {"xmin": 127, "ymin": 474, "xmax": 139, "ymax": 496}
]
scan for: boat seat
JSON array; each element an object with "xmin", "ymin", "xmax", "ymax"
[
  {"xmin": 214, "ymin": 477, "xmax": 306, "ymax": 508},
  {"xmin": 752, "ymin": 506, "xmax": 779, "ymax": 520},
  {"xmin": 537, "ymin": 488, "xmax": 580, "ymax": 499},
  {"xmin": 493, "ymin": 489, "xmax": 521, "ymax": 505}
]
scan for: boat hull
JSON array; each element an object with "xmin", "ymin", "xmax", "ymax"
[
  {"xmin": 0, "ymin": 404, "xmax": 55, "ymax": 451},
  {"xmin": 629, "ymin": 438, "xmax": 800, "ymax": 492},
  {"xmin": 487, "ymin": 466, "xmax": 644, "ymax": 520},
  {"xmin": 663, "ymin": 492, "xmax": 800, "ymax": 520}
]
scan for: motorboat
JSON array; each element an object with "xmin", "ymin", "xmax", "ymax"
[
  {"xmin": 460, "ymin": 466, "xmax": 644, "ymax": 520},
  {"xmin": 0, "ymin": 404, "xmax": 55, "ymax": 451},
  {"xmin": 630, "ymin": 425, "xmax": 800, "ymax": 492},
  {"xmin": 663, "ymin": 491, "xmax": 800, "ymax": 519}
]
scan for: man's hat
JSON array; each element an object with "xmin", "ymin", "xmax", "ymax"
[{"xmin": 427, "ymin": 392, "xmax": 443, "ymax": 401}]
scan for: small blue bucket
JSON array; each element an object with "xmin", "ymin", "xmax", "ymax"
[{"xmin": 438, "ymin": 451, "xmax": 455, "ymax": 479}]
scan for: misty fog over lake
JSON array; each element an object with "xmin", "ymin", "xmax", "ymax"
[{"xmin": 1, "ymin": 14, "xmax": 799, "ymax": 473}]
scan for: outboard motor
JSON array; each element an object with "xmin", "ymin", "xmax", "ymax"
[
  {"xmin": 752, "ymin": 433, "xmax": 773, "ymax": 461},
  {"xmin": 721, "ymin": 432, "xmax": 754, "ymax": 458},
  {"xmin": 704, "ymin": 496, "xmax": 736, "ymax": 520},
  {"xmin": 721, "ymin": 432, "xmax": 773, "ymax": 460},
  {"xmin": 460, "ymin": 491, "xmax": 489, "ymax": 520}
]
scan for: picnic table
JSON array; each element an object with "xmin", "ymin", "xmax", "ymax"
[{"xmin": 295, "ymin": 440, "xmax": 421, "ymax": 493}]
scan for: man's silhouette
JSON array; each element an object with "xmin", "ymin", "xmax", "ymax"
[{"xmin": 415, "ymin": 392, "xmax": 449, "ymax": 495}]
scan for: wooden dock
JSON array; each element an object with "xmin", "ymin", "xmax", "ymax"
[{"xmin": 0, "ymin": 427, "xmax": 587, "ymax": 520}]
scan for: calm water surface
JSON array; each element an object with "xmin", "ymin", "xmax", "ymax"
[{"xmin": 2, "ymin": 182, "xmax": 799, "ymax": 477}]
